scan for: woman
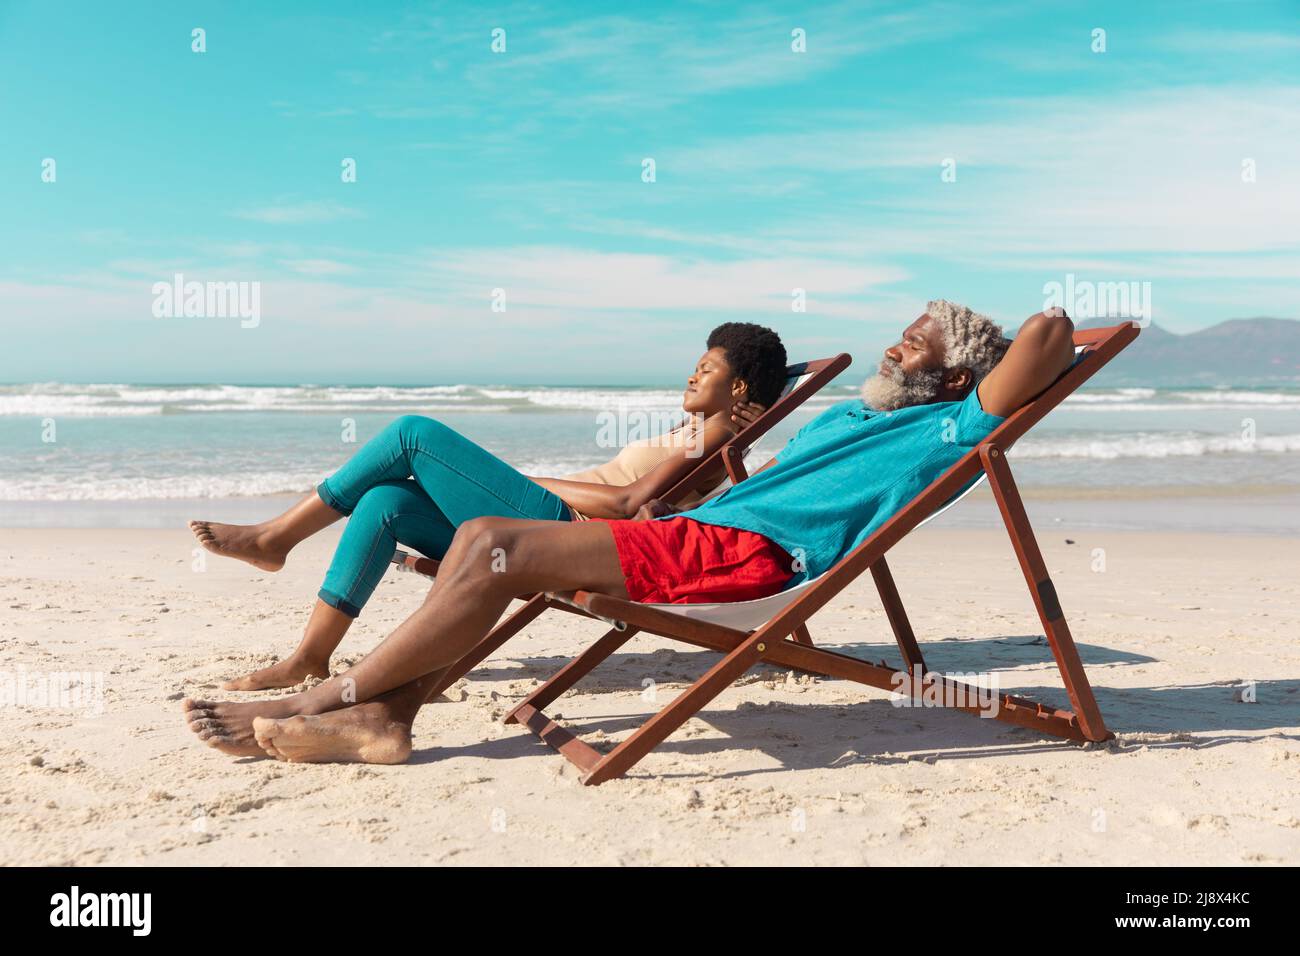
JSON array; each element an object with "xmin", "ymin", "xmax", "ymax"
[{"xmin": 189, "ymin": 322, "xmax": 788, "ymax": 691}]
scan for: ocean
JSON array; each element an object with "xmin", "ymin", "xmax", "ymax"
[{"xmin": 2, "ymin": 381, "xmax": 1298, "ymax": 530}]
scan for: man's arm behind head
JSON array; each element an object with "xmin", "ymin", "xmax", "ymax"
[{"xmin": 975, "ymin": 308, "xmax": 1076, "ymax": 418}]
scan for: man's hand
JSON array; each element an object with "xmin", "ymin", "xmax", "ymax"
[
  {"xmin": 730, "ymin": 400, "xmax": 766, "ymax": 429},
  {"xmin": 633, "ymin": 498, "xmax": 678, "ymax": 521}
]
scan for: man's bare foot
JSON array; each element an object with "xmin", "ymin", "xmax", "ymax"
[
  {"xmin": 183, "ymin": 695, "xmax": 302, "ymax": 758},
  {"xmin": 188, "ymin": 520, "xmax": 287, "ymax": 572},
  {"xmin": 221, "ymin": 655, "xmax": 331, "ymax": 692},
  {"xmin": 253, "ymin": 703, "xmax": 413, "ymax": 765}
]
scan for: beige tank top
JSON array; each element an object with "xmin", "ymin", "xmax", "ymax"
[{"xmin": 562, "ymin": 416, "xmax": 726, "ymax": 519}]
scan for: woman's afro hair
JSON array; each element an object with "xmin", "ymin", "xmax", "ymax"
[{"xmin": 706, "ymin": 322, "xmax": 788, "ymax": 408}]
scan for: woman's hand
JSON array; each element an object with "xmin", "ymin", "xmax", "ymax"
[
  {"xmin": 730, "ymin": 400, "xmax": 766, "ymax": 429},
  {"xmin": 634, "ymin": 498, "xmax": 677, "ymax": 521}
]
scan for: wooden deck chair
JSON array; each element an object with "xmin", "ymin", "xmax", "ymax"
[
  {"xmin": 502, "ymin": 322, "xmax": 1142, "ymax": 785},
  {"xmin": 386, "ymin": 353, "xmax": 852, "ymax": 698}
]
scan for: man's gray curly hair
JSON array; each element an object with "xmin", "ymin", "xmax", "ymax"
[
  {"xmin": 861, "ymin": 299, "xmax": 1011, "ymax": 411},
  {"xmin": 928, "ymin": 299, "xmax": 1009, "ymax": 383}
]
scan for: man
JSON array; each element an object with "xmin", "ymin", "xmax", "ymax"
[{"xmin": 185, "ymin": 301, "xmax": 1075, "ymax": 764}]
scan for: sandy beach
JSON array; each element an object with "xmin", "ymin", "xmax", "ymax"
[{"xmin": 3, "ymin": 506, "xmax": 1298, "ymax": 866}]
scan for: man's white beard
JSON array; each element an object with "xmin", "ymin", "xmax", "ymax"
[{"xmin": 861, "ymin": 358, "xmax": 945, "ymax": 411}]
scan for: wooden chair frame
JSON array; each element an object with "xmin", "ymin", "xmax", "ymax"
[{"xmin": 502, "ymin": 323, "xmax": 1142, "ymax": 784}]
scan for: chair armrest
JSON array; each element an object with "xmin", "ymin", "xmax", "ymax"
[{"xmin": 723, "ymin": 444, "xmax": 749, "ymax": 483}]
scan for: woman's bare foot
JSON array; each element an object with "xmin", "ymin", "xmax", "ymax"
[
  {"xmin": 221, "ymin": 654, "xmax": 331, "ymax": 692},
  {"xmin": 253, "ymin": 703, "xmax": 413, "ymax": 765},
  {"xmin": 183, "ymin": 695, "xmax": 303, "ymax": 758},
  {"xmin": 188, "ymin": 520, "xmax": 287, "ymax": 572}
]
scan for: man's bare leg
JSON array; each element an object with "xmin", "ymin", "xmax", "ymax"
[
  {"xmin": 188, "ymin": 491, "xmax": 342, "ymax": 572},
  {"xmin": 183, "ymin": 516, "xmax": 628, "ymax": 761},
  {"xmin": 221, "ymin": 599, "xmax": 349, "ymax": 691}
]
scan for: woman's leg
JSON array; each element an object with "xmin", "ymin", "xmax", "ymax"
[
  {"xmin": 186, "ymin": 413, "xmax": 430, "ymax": 570},
  {"xmin": 317, "ymin": 415, "xmax": 571, "ymax": 525},
  {"xmin": 289, "ymin": 415, "xmax": 575, "ymax": 679},
  {"xmin": 221, "ymin": 600, "xmax": 349, "ymax": 691},
  {"xmin": 189, "ymin": 493, "xmax": 341, "ymax": 572},
  {"xmin": 191, "ymin": 414, "xmax": 569, "ymax": 570},
  {"xmin": 316, "ymin": 479, "xmax": 457, "ymax": 619},
  {"xmin": 223, "ymin": 480, "xmax": 457, "ymax": 691},
  {"xmin": 203, "ymin": 416, "xmax": 573, "ymax": 691}
]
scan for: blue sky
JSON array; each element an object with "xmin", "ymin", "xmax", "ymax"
[{"xmin": 2, "ymin": 0, "xmax": 1297, "ymax": 384}]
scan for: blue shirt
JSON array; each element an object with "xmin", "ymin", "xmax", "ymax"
[{"xmin": 673, "ymin": 385, "xmax": 1006, "ymax": 586}]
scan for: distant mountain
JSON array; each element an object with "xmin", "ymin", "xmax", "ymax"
[{"xmin": 1070, "ymin": 317, "xmax": 1300, "ymax": 387}]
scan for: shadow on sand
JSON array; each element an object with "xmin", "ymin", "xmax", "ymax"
[{"xmin": 410, "ymin": 635, "xmax": 1298, "ymax": 772}]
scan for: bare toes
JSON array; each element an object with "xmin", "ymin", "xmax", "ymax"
[{"xmin": 183, "ymin": 699, "xmax": 215, "ymax": 719}]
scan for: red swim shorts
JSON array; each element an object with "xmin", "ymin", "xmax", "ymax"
[{"xmin": 594, "ymin": 516, "xmax": 794, "ymax": 605}]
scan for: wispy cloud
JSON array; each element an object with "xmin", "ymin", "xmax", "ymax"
[
  {"xmin": 412, "ymin": 246, "xmax": 908, "ymax": 317},
  {"xmin": 282, "ymin": 258, "xmax": 356, "ymax": 276},
  {"xmin": 1154, "ymin": 29, "xmax": 1300, "ymax": 54},
  {"xmin": 232, "ymin": 200, "xmax": 363, "ymax": 225},
  {"xmin": 321, "ymin": 1, "xmax": 976, "ymax": 123},
  {"xmin": 469, "ymin": 4, "xmax": 972, "ymax": 113},
  {"xmin": 652, "ymin": 85, "xmax": 1300, "ymax": 260}
]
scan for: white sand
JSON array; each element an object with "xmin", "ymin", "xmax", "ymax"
[{"xmin": 2, "ymin": 524, "xmax": 1298, "ymax": 866}]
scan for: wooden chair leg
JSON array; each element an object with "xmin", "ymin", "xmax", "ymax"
[
  {"xmin": 979, "ymin": 445, "xmax": 1111, "ymax": 741},
  {"xmin": 790, "ymin": 624, "xmax": 814, "ymax": 646},
  {"xmin": 423, "ymin": 593, "xmax": 550, "ymax": 702},
  {"xmin": 870, "ymin": 556, "xmax": 925, "ymax": 676},
  {"xmin": 506, "ymin": 626, "xmax": 639, "ymax": 722},
  {"xmin": 583, "ymin": 632, "xmax": 767, "ymax": 785}
]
